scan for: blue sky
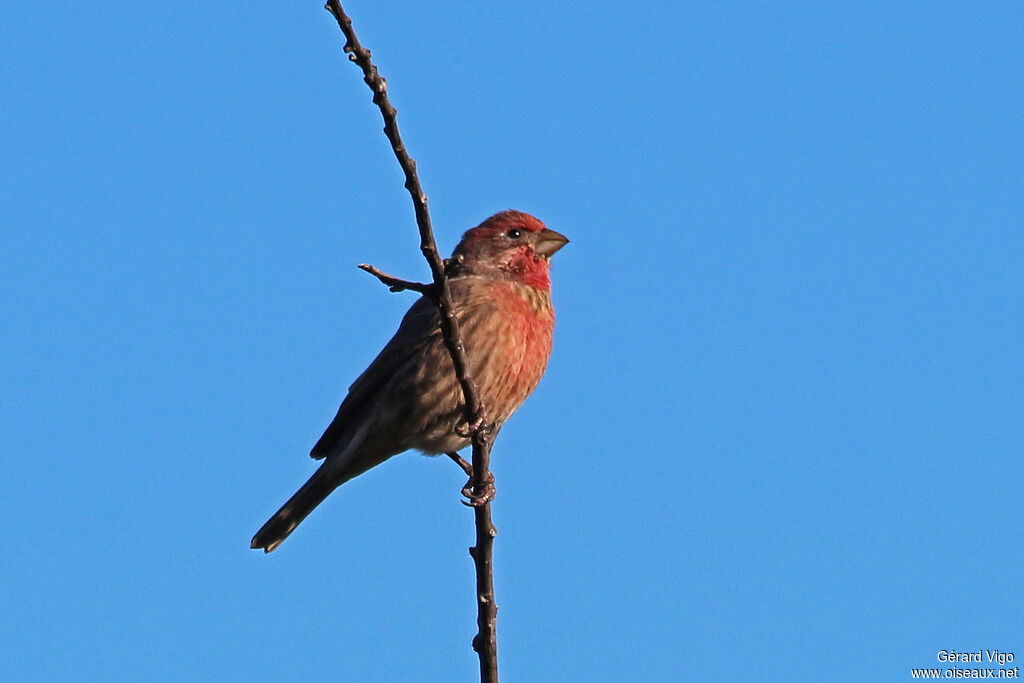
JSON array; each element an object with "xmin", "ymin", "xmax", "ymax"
[{"xmin": 2, "ymin": 2, "xmax": 1022, "ymax": 681}]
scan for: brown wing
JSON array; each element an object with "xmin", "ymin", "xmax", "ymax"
[{"xmin": 309, "ymin": 295, "xmax": 439, "ymax": 459}]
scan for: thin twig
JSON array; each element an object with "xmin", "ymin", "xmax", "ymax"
[{"xmin": 323, "ymin": 3, "xmax": 500, "ymax": 681}]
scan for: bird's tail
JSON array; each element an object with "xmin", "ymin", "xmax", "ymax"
[{"xmin": 251, "ymin": 466, "xmax": 336, "ymax": 553}]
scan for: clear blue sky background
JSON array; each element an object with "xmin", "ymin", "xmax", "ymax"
[{"xmin": 2, "ymin": 2, "xmax": 1022, "ymax": 681}]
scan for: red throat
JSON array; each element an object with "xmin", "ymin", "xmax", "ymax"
[{"xmin": 504, "ymin": 246, "xmax": 552, "ymax": 291}]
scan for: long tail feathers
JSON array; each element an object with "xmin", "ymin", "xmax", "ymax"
[{"xmin": 251, "ymin": 467, "xmax": 335, "ymax": 553}]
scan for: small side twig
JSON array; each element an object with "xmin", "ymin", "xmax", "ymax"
[
  {"xmin": 357, "ymin": 264, "xmax": 433, "ymax": 294},
  {"xmin": 324, "ymin": 3, "xmax": 500, "ymax": 681}
]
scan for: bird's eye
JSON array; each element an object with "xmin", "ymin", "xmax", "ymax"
[{"xmin": 507, "ymin": 229, "xmax": 522, "ymax": 239}]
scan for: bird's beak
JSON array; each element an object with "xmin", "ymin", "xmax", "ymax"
[{"xmin": 534, "ymin": 228, "xmax": 569, "ymax": 258}]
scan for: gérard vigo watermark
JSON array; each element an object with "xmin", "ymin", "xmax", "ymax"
[
  {"xmin": 910, "ymin": 650, "xmax": 1019, "ymax": 679},
  {"xmin": 940, "ymin": 651, "xmax": 1015, "ymax": 666}
]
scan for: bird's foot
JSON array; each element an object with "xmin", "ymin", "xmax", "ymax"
[
  {"xmin": 461, "ymin": 470, "xmax": 496, "ymax": 508},
  {"xmin": 455, "ymin": 409, "xmax": 492, "ymax": 439},
  {"xmin": 446, "ymin": 453, "xmax": 495, "ymax": 507}
]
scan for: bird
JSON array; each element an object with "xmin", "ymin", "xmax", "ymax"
[{"xmin": 251, "ymin": 210, "xmax": 568, "ymax": 552}]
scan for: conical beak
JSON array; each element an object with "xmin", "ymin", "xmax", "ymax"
[{"xmin": 534, "ymin": 228, "xmax": 569, "ymax": 258}]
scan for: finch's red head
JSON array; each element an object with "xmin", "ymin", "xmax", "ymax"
[{"xmin": 451, "ymin": 210, "xmax": 568, "ymax": 290}]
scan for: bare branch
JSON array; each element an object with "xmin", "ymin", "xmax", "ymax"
[{"xmin": 324, "ymin": 3, "xmax": 500, "ymax": 680}]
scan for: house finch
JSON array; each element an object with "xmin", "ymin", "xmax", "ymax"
[{"xmin": 251, "ymin": 210, "xmax": 568, "ymax": 552}]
